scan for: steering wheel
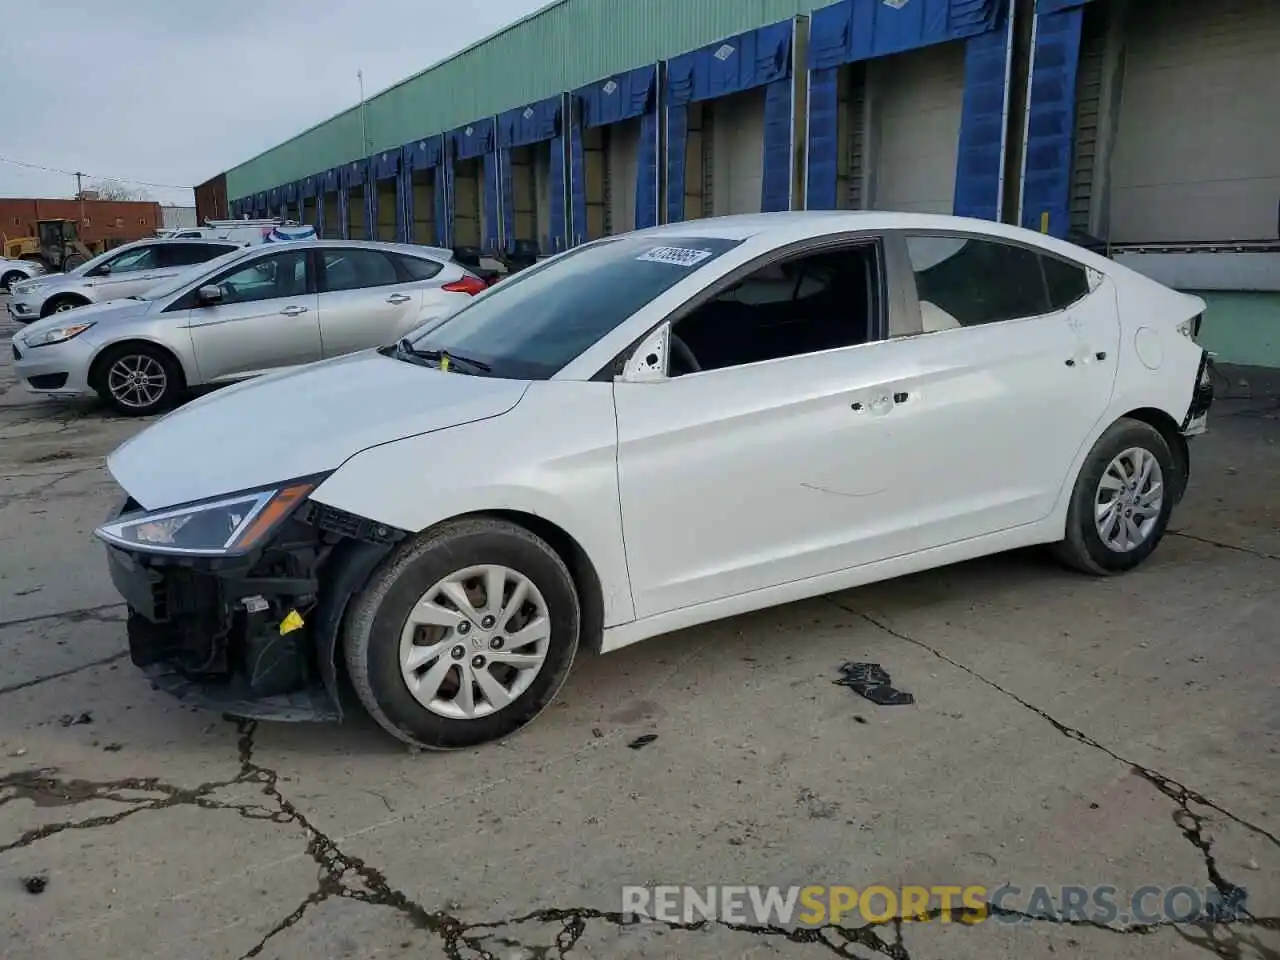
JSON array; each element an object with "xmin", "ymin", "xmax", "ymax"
[{"xmin": 669, "ymin": 332, "xmax": 701, "ymax": 375}]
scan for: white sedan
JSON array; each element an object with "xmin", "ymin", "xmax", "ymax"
[{"xmin": 95, "ymin": 212, "xmax": 1214, "ymax": 750}]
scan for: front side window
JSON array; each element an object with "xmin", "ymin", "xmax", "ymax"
[
  {"xmin": 409, "ymin": 236, "xmax": 743, "ymax": 379},
  {"xmin": 102, "ymin": 246, "xmax": 159, "ymax": 275},
  {"xmin": 904, "ymin": 235, "xmax": 1092, "ymax": 332},
  {"xmin": 202, "ymin": 250, "xmax": 309, "ymax": 306},
  {"xmin": 322, "ymin": 249, "xmax": 399, "ymax": 292},
  {"xmin": 669, "ymin": 243, "xmax": 880, "ymax": 375}
]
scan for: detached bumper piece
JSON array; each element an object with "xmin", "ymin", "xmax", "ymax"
[
  {"xmin": 1182, "ymin": 350, "xmax": 1215, "ymax": 437},
  {"xmin": 106, "ymin": 502, "xmax": 402, "ymax": 722}
]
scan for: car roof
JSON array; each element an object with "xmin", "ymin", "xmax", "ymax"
[
  {"xmin": 625, "ymin": 211, "xmax": 1108, "ymax": 266},
  {"xmin": 255, "ymin": 239, "xmax": 457, "ymax": 261}
]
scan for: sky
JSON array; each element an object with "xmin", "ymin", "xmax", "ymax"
[{"xmin": 0, "ymin": 0, "xmax": 545, "ymax": 206}]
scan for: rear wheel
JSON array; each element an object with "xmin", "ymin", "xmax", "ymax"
[
  {"xmin": 1053, "ymin": 418, "xmax": 1176, "ymax": 575},
  {"xmin": 40, "ymin": 295, "xmax": 89, "ymax": 318},
  {"xmin": 92, "ymin": 343, "xmax": 185, "ymax": 417},
  {"xmin": 0, "ymin": 270, "xmax": 25, "ymax": 292},
  {"xmin": 344, "ymin": 517, "xmax": 581, "ymax": 750}
]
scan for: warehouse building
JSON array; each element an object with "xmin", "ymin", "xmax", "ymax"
[{"xmin": 207, "ymin": 0, "xmax": 1280, "ymax": 365}]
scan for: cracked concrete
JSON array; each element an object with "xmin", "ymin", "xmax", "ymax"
[{"xmin": 0, "ymin": 305, "xmax": 1277, "ymax": 959}]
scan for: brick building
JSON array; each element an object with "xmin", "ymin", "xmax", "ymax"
[{"xmin": 0, "ymin": 196, "xmax": 163, "ymax": 253}]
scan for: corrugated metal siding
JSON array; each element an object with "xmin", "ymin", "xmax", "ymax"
[
  {"xmin": 228, "ymin": 0, "xmax": 829, "ymax": 199},
  {"xmin": 1067, "ymin": 4, "xmax": 1106, "ymax": 236}
]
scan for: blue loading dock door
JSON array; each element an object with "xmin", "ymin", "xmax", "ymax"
[
  {"xmin": 570, "ymin": 65, "xmax": 660, "ymax": 244},
  {"xmin": 498, "ymin": 95, "xmax": 568, "ymax": 254},
  {"xmin": 1019, "ymin": 0, "xmax": 1097, "ymax": 238},
  {"xmin": 300, "ymin": 175, "xmax": 319, "ymax": 228},
  {"xmin": 402, "ymin": 136, "xmax": 446, "ymax": 246},
  {"xmin": 447, "ymin": 119, "xmax": 500, "ymax": 255},
  {"xmin": 320, "ymin": 167, "xmax": 341, "ymax": 239},
  {"xmin": 284, "ymin": 182, "xmax": 300, "ymax": 221},
  {"xmin": 340, "ymin": 159, "xmax": 373, "ymax": 240},
  {"xmin": 664, "ymin": 19, "xmax": 796, "ymax": 224},
  {"xmin": 805, "ymin": 0, "xmax": 1009, "ymax": 221},
  {"xmin": 371, "ymin": 149, "xmax": 402, "ymax": 242}
]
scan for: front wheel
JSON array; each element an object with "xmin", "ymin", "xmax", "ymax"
[
  {"xmin": 1, "ymin": 270, "xmax": 25, "ymax": 292},
  {"xmin": 1053, "ymin": 418, "xmax": 1177, "ymax": 575},
  {"xmin": 343, "ymin": 517, "xmax": 581, "ymax": 749},
  {"xmin": 93, "ymin": 343, "xmax": 185, "ymax": 417}
]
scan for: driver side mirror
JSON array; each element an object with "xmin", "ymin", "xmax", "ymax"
[
  {"xmin": 620, "ymin": 323, "xmax": 670, "ymax": 383},
  {"xmin": 196, "ymin": 284, "xmax": 223, "ymax": 306}
]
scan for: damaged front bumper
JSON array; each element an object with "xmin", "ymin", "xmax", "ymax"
[{"xmin": 104, "ymin": 499, "xmax": 403, "ymax": 722}]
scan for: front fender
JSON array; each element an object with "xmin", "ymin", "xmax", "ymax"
[{"xmin": 310, "ymin": 380, "xmax": 636, "ymax": 627}]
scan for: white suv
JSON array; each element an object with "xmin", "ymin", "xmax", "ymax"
[{"xmin": 7, "ymin": 238, "xmax": 243, "ymax": 322}]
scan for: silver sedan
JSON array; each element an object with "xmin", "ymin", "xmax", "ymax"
[{"xmin": 10, "ymin": 240, "xmax": 486, "ymax": 416}]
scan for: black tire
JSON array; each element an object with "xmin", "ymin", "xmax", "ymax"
[
  {"xmin": 1, "ymin": 270, "xmax": 25, "ymax": 292},
  {"xmin": 343, "ymin": 517, "xmax": 581, "ymax": 750},
  {"xmin": 92, "ymin": 342, "xmax": 185, "ymax": 417},
  {"xmin": 1053, "ymin": 417, "xmax": 1177, "ymax": 576},
  {"xmin": 40, "ymin": 294, "xmax": 90, "ymax": 318}
]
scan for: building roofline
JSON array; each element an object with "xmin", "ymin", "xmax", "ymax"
[{"xmin": 225, "ymin": 0, "xmax": 572, "ymax": 178}]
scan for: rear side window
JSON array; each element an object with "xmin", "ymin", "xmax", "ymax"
[
  {"xmin": 1042, "ymin": 255, "xmax": 1090, "ymax": 309},
  {"xmin": 160, "ymin": 243, "xmax": 236, "ymax": 268},
  {"xmin": 904, "ymin": 235, "xmax": 1093, "ymax": 331},
  {"xmin": 322, "ymin": 249, "xmax": 399, "ymax": 292},
  {"xmin": 393, "ymin": 253, "xmax": 444, "ymax": 281}
]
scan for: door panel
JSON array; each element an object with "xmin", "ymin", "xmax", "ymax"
[
  {"xmin": 317, "ymin": 248, "xmax": 421, "ymax": 357},
  {"xmin": 186, "ymin": 250, "xmax": 322, "ymax": 382},
  {"xmin": 87, "ymin": 248, "xmax": 169, "ymax": 300},
  {"xmin": 614, "ymin": 340, "xmax": 923, "ymax": 619},
  {"xmin": 889, "ymin": 281, "xmax": 1120, "ymax": 550}
]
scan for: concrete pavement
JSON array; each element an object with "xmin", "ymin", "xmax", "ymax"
[{"xmin": 1, "ymin": 303, "xmax": 1277, "ymax": 959}]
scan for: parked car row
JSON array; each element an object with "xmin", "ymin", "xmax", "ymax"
[
  {"xmin": 69, "ymin": 211, "xmax": 1213, "ymax": 752},
  {"xmin": 10, "ymin": 238, "xmax": 487, "ymax": 414}
]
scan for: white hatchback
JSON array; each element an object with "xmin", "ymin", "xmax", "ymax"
[{"xmin": 96, "ymin": 212, "xmax": 1214, "ymax": 749}]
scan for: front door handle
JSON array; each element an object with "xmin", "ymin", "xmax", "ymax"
[
  {"xmin": 280, "ymin": 305, "xmax": 308, "ymax": 316},
  {"xmin": 386, "ymin": 293, "xmax": 412, "ymax": 305}
]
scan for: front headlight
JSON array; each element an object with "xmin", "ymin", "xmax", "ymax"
[
  {"xmin": 94, "ymin": 479, "xmax": 320, "ymax": 557},
  {"xmin": 25, "ymin": 321, "xmax": 96, "ymax": 348}
]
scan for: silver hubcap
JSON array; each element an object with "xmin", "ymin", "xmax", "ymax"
[
  {"xmin": 54, "ymin": 302, "xmax": 76, "ymax": 312},
  {"xmin": 107, "ymin": 355, "xmax": 167, "ymax": 409},
  {"xmin": 1095, "ymin": 447, "xmax": 1164, "ymax": 552},
  {"xmin": 399, "ymin": 564, "xmax": 550, "ymax": 720}
]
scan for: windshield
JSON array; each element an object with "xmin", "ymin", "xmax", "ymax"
[
  {"xmin": 408, "ymin": 235, "xmax": 743, "ymax": 379},
  {"xmin": 134, "ymin": 246, "xmax": 254, "ymax": 301}
]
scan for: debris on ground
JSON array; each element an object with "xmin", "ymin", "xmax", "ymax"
[
  {"xmin": 8, "ymin": 747, "xmax": 27, "ymax": 758},
  {"xmin": 627, "ymin": 734, "xmax": 658, "ymax": 750},
  {"xmin": 58, "ymin": 712, "xmax": 93, "ymax": 727},
  {"xmin": 834, "ymin": 662, "xmax": 914, "ymax": 706},
  {"xmin": 22, "ymin": 875, "xmax": 48, "ymax": 895},
  {"xmin": 103, "ymin": 743, "xmax": 124, "ymax": 752}
]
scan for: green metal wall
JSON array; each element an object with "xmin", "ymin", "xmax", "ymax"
[{"xmin": 227, "ymin": 0, "xmax": 824, "ymax": 200}]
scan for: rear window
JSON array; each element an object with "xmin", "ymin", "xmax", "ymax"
[{"xmin": 411, "ymin": 236, "xmax": 742, "ymax": 379}]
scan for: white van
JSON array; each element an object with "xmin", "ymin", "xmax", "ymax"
[{"xmin": 167, "ymin": 219, "xmax": 315, "ymax": 245}]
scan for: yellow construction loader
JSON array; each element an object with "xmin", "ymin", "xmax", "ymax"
[{"xmin": 2, "ymin": 219, "xmax": 94, "ymax": 272}]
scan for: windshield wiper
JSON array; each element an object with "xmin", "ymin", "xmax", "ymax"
[{"xmin": 395, "ymin": 339, "xmax": 491, "ymax": 374}]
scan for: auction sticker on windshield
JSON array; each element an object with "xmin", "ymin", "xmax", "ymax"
[{"xmin": 636, "ymin": 246, "xmax": 715, "ymax": 267}]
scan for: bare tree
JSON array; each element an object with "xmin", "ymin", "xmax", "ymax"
[{"xmin": 84, "ymin": 179, "xmax": 152, "ymax": 202}]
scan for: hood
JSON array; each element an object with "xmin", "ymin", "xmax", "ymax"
[
  {"xmin": 107, "ymin": 349, "xmax": 531, "ymax": 510},
  {"xmin": 13, "ymin": 298, "xmax": 154, "ymax": 342}
]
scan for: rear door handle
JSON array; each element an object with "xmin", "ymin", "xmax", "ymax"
[
  {"xmin": 386, "ymin": 293, "xmax": 412, "ymax": 304},
  {"xmin": 280, "ymin": 305, "xmax": 308, "ymax": 316}
]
